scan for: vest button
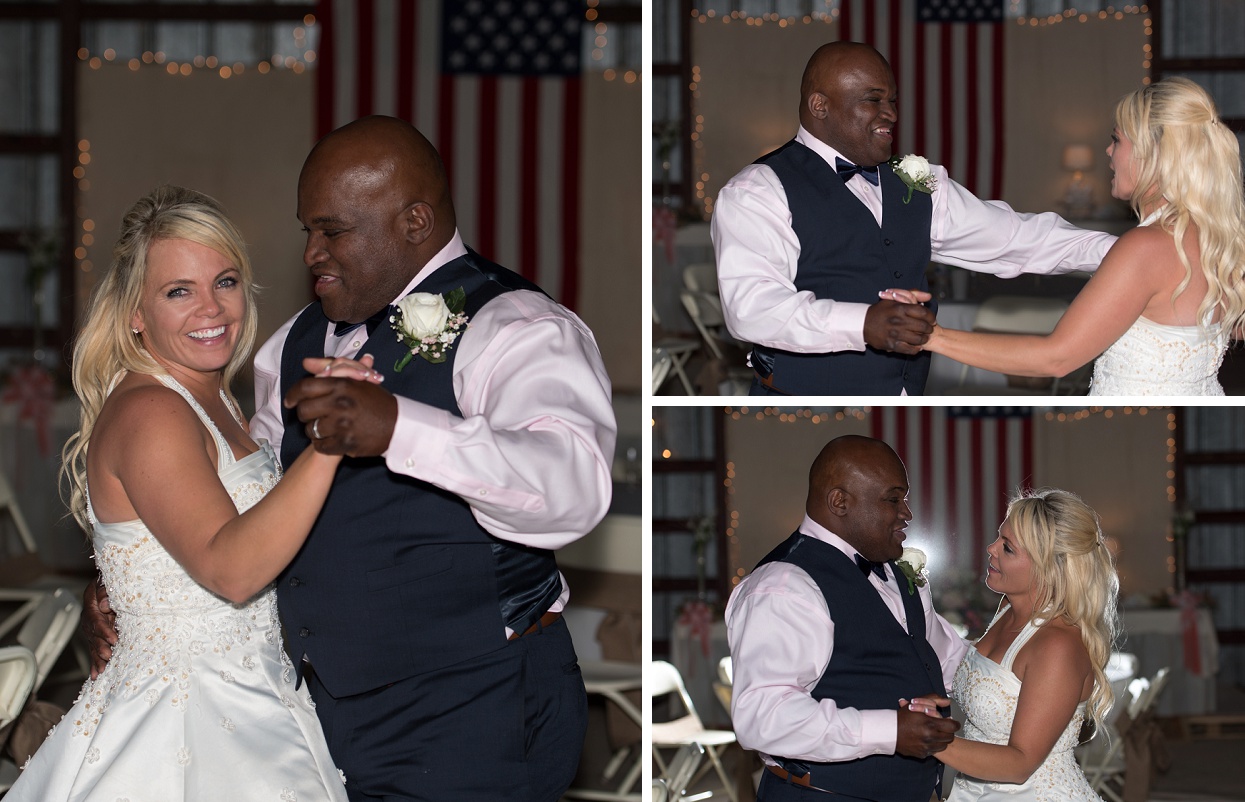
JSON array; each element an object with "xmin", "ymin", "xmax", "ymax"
[
  {"xmin": 893, "ymin": 271, "xmax": 902, "ymax": 278},
  {"xmin": 289, "ymin": 577, "xmax": 302, "ymax": 587},
  {"xmin": 299, "ymin": 628, "xmax": 311, "ymax": 638},
  {"xmin": 884, "ymin": 238, "xmax": 893, "ymax": 246}
]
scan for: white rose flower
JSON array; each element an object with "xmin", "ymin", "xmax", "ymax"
[
  {"xmin": 897, "ymin": 155, "xmax": 931, "ymax": 181},
  {"xmin": 396, "ymin": 293, "xmax": 451, "ymax": 340},
  {"xmin": 900, "ymin": 546, "xmax": 927, "ymax": 573}
]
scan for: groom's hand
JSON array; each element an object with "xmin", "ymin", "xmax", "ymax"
[
  {"xmin": 864, "ymin": 299, "xmax": 936, "ymax": 354},
  {"xmin": 896, "ymin": 706, "xmax": 960, "ymax": 758},
  {"xmin": 285, "ymin": 373, "xmax": 399, "ymax": 458},
  {"xmin": 82, "ymin": 575, "xmax": 118, "ymax": 679}
]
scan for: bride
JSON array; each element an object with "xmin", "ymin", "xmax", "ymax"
[
  {"xmin": 885, "ymin": 77, "xmax": 1245, "ymax": 395},
  {"xmin": 8, "ymin": 186, "xmax": 376, "ymax": 800},
  {"xmin": 905, "ymin": 489, "xmax": 1120, "ymax": 801}
]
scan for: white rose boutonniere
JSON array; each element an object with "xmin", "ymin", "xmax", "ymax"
[
  {"xmin": 889, "ymin": 154, "xmax": 937, "ymax": 204},
  {"xmin": 896, "ymin": 546, "xmax": 928, "ymax": 596},
  {"xmin": 390, "ymin": 287, "xmax": 469, "ymax": 372}
]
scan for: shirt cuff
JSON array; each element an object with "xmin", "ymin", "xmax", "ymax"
[
  {"xmin": 839, "ymin": 303, "xmax": 870, "ymax": 351},
  {"xmin": 385, "ymin": 395, "xmax": 451, "ymax": 475},
  {"xmin": 860, "ymin": 709, "xmax": 898, "ymax": 756}
]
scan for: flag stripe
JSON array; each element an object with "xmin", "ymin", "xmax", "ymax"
[
  {"xmin": 355, "ymin": 0, "xmax": 375, "ymax": 118},
  {"xmin": 396, "ymin": 0, "xmax": 416, "ymax": 123}
]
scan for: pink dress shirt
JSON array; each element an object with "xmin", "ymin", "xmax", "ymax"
[
  {"xmin": 251, "ymin": 231, "xmax": 617, "ymax": 631},
  {"xmin": 711, "ymin": 126, "xmax": 1118, "ymax": 355},
  {"xmin": 724, "ymin": 515, "xmax": 969, "ymax": 765}
]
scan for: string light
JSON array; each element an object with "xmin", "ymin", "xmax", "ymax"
[
  {"xmin": 692, "ymin": 2, "xmax": 837, "ymax": 26},
  {"xmin": 76, "ymin": 140, "xmax": 94, "ymax": 274},
  {"xmin": 723, "ymin": 405, "xmax": 870, "ymax": 423},
  {"xmin": 79, "ymin": 15, "xmax": 320, "ymax": 78}
]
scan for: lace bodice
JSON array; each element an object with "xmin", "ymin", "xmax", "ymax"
[
  {"xmin": 1088, "ymin": 210, "xmax": 1227, "ymax": 396},
  {"xmin": 1088, "ymin": 316, "xmax": 1226, "ymax": 395},
  {"xmin": 946, "ymin": 610, "xmax": 1097, "ymax": 801}
]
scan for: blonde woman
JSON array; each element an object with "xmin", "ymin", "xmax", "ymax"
[
  {"xmin": 905, "ymin": 489, "xmax": 1120, "ymax": 801},
  {"xmin": 885, "ymin": 77, "xmax": 1245, "ymax": 395},
  {"xmin": 10, "ymin": 186, "xmax": 374, "ymax": 800}
]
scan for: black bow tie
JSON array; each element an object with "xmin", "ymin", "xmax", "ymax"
[
  {"xmin": 855, "ymin": 554, "xmax": 887, "ymax": 581},
  {"xmin": 333, "ymin": 305, "xmax": 393, "ymax": 338},
  {"xmin": 835, "ymin": 157, "xmax": 880, "ymax": 186}
]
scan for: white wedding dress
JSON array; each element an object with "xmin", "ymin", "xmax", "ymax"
[
  {"xmin": 1088, "ymin": 212, "xmax": 1228, "ymax": 396},
  {"xmin": 7, "ymin": 375, "xmax": 347, "ymax": 801},
  {"xmin": 946, "ymin": 608, "xmax": 1097, "ymax": 801}
]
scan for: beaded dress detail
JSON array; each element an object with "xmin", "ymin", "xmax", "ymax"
[
  {"xmin": 946, "ymin": 607, "xmax": 1097, "ymax": 801},
  {"xmin": 1088, "ymin": 211, "xmax": 1227, "ymax": 396},
  {"xmin": 7, "ymin": 374, "xmax": 347, "ymax": 801}
]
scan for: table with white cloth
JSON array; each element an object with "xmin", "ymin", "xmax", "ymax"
[
  {"xmin": 670, "ymin": 618, "xmax": 730, "ymax": 728},
  {"xmin": 1120, "ymin": 607, "xmax": 1219, "ymax": 717}
]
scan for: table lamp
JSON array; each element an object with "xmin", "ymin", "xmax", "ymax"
[{"xmin": 1062, "ymin": 144, "xmax": 1094, "ymax": 218}]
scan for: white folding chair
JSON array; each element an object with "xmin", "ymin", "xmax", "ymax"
[
  {"xmin": 1081, "ymin": 666, "xmax": 1170, "ymax": 802},
  {"xmin": 652, "ymin": 742, "xmax": 705, "ymax": 802},
  {"xmin": 17, "ymin": 587, "xmax": 86, "ymax": 693},
  {"xmin": 0, "ymin": 645, "xmax": 37, "ymax": 793},
  {"xmin": 650, "ymin": 660, "xmax": 738, "ymax": 802}
]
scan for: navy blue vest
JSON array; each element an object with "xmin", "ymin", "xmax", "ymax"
[
  {"xmin": 751, "ymin": 140, "xmax": 934, "ymax": 395},
  {"xmin": 276, "ymin": 250, "xmax": 563, "ymax": 697},
  {"xmin": 755, "ymin": 532, "xmax": 944, "ymax": 802}
]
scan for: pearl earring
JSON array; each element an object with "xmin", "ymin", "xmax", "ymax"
[{"xmin": 132, "ymin": 328, "xmax": 140, "ymax": 335}]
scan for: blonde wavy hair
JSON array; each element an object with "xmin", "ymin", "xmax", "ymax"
[
  {"xmin": 1004, "ymin": 488, "xmax": 1120, "ymax": 734},
  {"xmin": 60, "ymin": 186, "xmax": 259, "ymax": 531},
  {"xmin": 1114, "ymin": 76, "xmax": 1245, "ymax": 333}
]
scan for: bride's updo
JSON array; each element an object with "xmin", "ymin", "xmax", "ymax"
[
  {"xmin": 1114, "ymin": 76, "xmax": 1245, "ymax": 337},
  {"xmin": 60, "ymin": 186, "xmax": 259, "ymax": 531},
  {"xmin": 1005, "ymin": 488, "xmax": 1121, "ymax": 734}
]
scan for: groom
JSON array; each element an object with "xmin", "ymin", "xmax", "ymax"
[
  {"xmin": 712, "ymin": 41, "xmax": 1117, "ymax": 395},
  {"xmin": 725, "ymin": 435, "xmax": 967, "ymax": 802}
]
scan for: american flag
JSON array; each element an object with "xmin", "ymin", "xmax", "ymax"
[
  {"xmin": 837, "ymin": 0, "xmax": 1005, "ymax": 199},
  {"xmin": 870, "ymin": 406, "xmax": 1033, "ymax": 574},
  {"xmin": 315, "ymin": 0, "xmax": 584, "ymax": 307}
]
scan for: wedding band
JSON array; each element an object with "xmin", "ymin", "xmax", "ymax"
[{"xmin": 311, "ymin": 419, "xmax": 322, "ymax": 440}]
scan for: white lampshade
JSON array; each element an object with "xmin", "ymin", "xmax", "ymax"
[{"xmin": 1063, "ymin": 144, "xmax": 1094, "ymax": 172}]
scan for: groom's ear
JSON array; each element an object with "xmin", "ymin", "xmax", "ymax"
[
  {"xmin": 807, "ymin": 92, "xmax": 829, "ymax": 121},
  {"xmin": 826, "ymin": 486, "xmax": 850, "ymax": 518}
]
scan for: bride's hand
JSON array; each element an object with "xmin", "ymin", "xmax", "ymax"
[
  {"xmin": 900, "ymin": 694, "xmax": 951, "ymax": 718},
  {"xmin": 879, "ymin": 288, "xmax": 934, "ymax": 305},
  {"xmin": 302, "ymin": 354, "xmax": 385, "ymax": 384}
]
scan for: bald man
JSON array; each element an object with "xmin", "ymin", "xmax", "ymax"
[
  {"xmin": 253, "ymin": 116, "xmax": 615, "ymax": 800},
  {"xmin": 711, "ymin": 41, "xmax": 1115, "ymax": 395},
  {"xmin": 725, "ymin": 435, "xmax": 967, "ymax": 802}
]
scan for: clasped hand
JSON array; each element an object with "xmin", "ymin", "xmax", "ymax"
[
  {"xmin": 864, "ymin": 289, "xmax": 937, "ymax": 354},
  {"xmin": 895, "ymin": 693, "xmax": 959, "ymax": 759},
  {"xmin": 285, "ymin": 354, "xmax": 399, "ymax": 458}
]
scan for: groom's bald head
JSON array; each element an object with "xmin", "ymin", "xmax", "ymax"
[{"xmin": 807, "ymin": 435, "xmax": 912, "ymax": 562}]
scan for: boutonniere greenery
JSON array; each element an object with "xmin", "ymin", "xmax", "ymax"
[
  {"xmin": 390, "ymin": 287, "xmax": 468, "ymax": 372},
  {"xmin": 889, "ymin": 154, "xmax": 937, "ymax": 204},
  {"xmin": 895, "ymin": 546, "xmax": 928, "ymax": 596}
]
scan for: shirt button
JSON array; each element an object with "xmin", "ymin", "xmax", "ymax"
[
  {"xmin": 478, "ymin": 489, "xmax": 488, "ymax": 496},
  {"xmin": 405, "ymin": 458, "xmax": 415, "ymax": 468},
  {"xmin": 299, "ymin": 628, "xmax": 311, "ymax": 638},
  {"xmin": 352, "ymin": 340, "xmax": 362, "ymax": 348}
]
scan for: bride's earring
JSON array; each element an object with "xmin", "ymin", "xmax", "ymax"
[{"xmin": 132, "ymin": 327, "xmax": 140, "ymax": 335}]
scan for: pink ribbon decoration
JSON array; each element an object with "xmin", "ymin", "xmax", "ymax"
[
  {"xmin": 653, "ymin": 205, "xmax": 678, "ymax": 265},
  {"xmin": 1173, "ymin": 590, "xmax": 1203, "ymax": 676},
  {"xmin": 2, "ymin": 365, "xmax": 55, "ymax": 457},
  {"xmin": 678, "ymin": 599, "xmax": 714, "ymax": 661}
]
